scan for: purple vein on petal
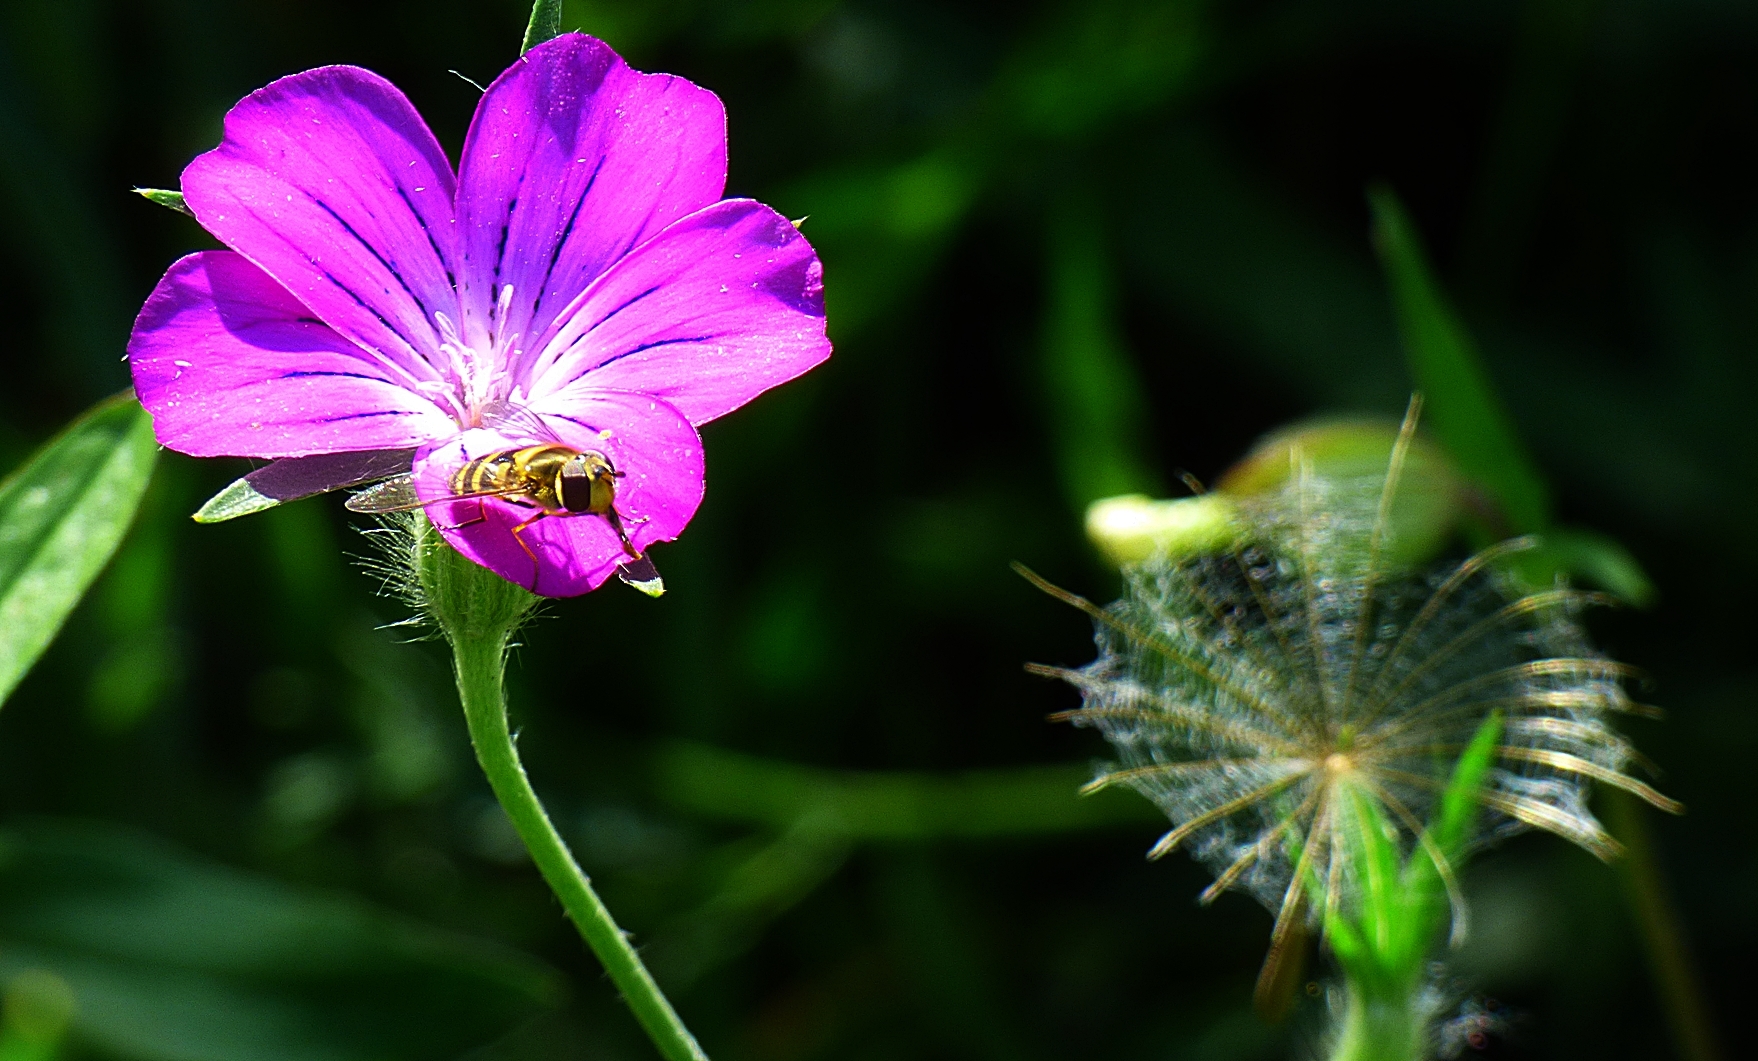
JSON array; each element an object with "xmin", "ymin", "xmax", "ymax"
[
  {"xmin": 526, "ymin": 156, "xmax": 605, "ymax": 329},
  {"xmin": 454, "ymin": 34, "xmax": 727, "ymax": 356},
  {"xmin": 128, "ymin": 251, "xmax": 454, "ymax": 457},
  {"xmin": 182, "ymin": 64, "xmax": 460, "ymax": 389},
  {"xmin": 526, "ymin": 199, "xmax": 830, "ymax": 426}
]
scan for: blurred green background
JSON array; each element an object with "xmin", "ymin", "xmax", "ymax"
[{"xmin": 0, "ymin": 0, "xmax": 1751, "ymax": 1057}]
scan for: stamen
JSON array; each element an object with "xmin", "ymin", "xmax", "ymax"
[
  {"xmin": 415, "ymin": 379, "xmax": 469, "ymax": 421},
  {"xmin": 428, "ymin": 289, "xmax": 524, "ymax": 428},
  {"xmin": 433, "ymin": 310, "xmax": 466, "ymax": 349}
]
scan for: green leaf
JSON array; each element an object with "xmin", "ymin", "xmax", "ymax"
[
  {"xmin": 1368, "ymin": 185, "xmax": 1551, "ymax": 533},
  {"xmin": 1322, "ymin": 906, "xmax": 1367, "ymax": 970},
  {"xmin": 0, "ymin": 393, "xmax": 157, "ymax": 707},
  {"xmin": 192, "ymin": 475, "xmax": 281, "ymax": 523},
  {"xmin": 521, "ymin": 0, "xmax": 564, "ymax": 53},
  {"xmin": 1334, "ymin": 783, "xmax": 1401, "ymax": 978},
  {"xmin": 1505, "ymin": 525, "xmax": 1656, "ymax": 607},
  {"xmin": 133, "ymin": 187, "xmax": 192, "ymax": 217},
  {"xmin": 1429, "ymin": 710, "xmax": 1503, "ymax": 865},
  {"xmin": 0, "ymin": 820, "xmax": 561, "ymax": 1061},
  {"xmin": 1395, "ymin": 711, "xmax": 1503, "ymax": 967}
]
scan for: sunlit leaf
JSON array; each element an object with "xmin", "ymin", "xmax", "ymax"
[
  {"xmin": 1396, "ymin": 711, "xmax": 1502, "ymax": 964},
  {"xmin": 1337, "ymin": 785, "xmax": 1400, "ymax": 978},
  {"xmin": 192, "ymin": 477, "xmax": 279, "ymax": 523},
  {"xmin": 0, "ymin": 393, "xmax": 157, "ymax": 707},
  {"xmin": 0, "ymin": 820, "xmax": 561, "ymax": 1061},
  {"xmin": 1429, "ymin": 711, "xmax": 1503, "ymax": 866}
]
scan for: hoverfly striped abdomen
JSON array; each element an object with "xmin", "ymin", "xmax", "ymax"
[{"xmin": 450, "ymin": 445, "xmax": 572, "ymax": 511}]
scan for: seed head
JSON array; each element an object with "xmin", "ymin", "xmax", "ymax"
[{"xmin": 1029, "ymin": 422, "xmax": 1678, "ymax": 960}]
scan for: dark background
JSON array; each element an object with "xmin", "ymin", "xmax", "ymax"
[{"xmin": 0, "ymin": 0, "xmax": 1751, "ymax": 1058}]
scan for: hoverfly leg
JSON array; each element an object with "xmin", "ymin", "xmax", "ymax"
[
  {"xmin": 603, "ymin": 509, "xmax": 641, "ymax": 559},
  {"xmin": 508, "ymin": 511, "xmax": 548, "ymax": 593},
  {"xmin": 431, "ymin": 499, "xmax": 491, "ymax": 534}
]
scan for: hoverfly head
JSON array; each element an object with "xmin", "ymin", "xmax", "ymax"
[{"xmin": 559, "ymin": 451, "xmax": 618, "ymax": 514}]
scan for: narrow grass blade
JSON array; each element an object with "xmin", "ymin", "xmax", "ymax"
[
  {"xmin": 1041, "ymin": 199, "xmax": 1158, "ymax": 509},
  {"xmin": 1368, "ymin": 185, "xmax": 1549, "ymax": 533}
]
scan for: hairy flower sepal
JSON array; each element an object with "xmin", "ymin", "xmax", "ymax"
[
  {"xmin": 409, "ymin": 512, "xmax": 539, "ymax": 645},
  {"xmin": 408, "ymin": 513, "xmax": 708, "ymax": 1061}
]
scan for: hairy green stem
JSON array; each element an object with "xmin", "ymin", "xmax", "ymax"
[
  {"xmin": 451, "ymin": 631, "xmax": 708, "ymax": 1061},
  {"xmin": 1328, "ymin": 979, "xmax": 1424, "ymax": 1061}
]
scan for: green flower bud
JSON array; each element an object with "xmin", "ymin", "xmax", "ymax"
[
  {"xmin": 407, "ymin": 513, "xmax": 538, "ymax": 646},
  {"xmin": 1218, "ymin": 416, "xmax": 1470, "ymax": 571},
  {"xmin": 1085, "ymin": 493, "xmax": 1242, "ymax": 566}
]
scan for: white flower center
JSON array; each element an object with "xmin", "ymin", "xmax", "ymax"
[{"xmin": 419, "ymin": 284, "xmax": 522, "ymax": 427}]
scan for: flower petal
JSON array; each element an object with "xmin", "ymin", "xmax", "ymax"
[
  {"xmin": 454, "ymin": 33, "xmax": 727, "ymax": 356},
  {"xmin": 414, "ymin": 392, "xmax": 703, "ymax": 597},
  {"xmin": 129, "ymin": 252, "xmax": 454, "ymax": 457},
  {"xmin": 182, "ymin": 65, "xmax": 459, "ymax": 382},
  {"xmin": 525, "ymin": 200, "xmax": 829, "ymax": 425}
]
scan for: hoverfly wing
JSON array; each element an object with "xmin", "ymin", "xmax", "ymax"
[
  {"xmin": 344, "ymin": 474, "xmax": 425, "ymax": 514},
  {"xmin": 478, "ymin": 400, "xmax": 566, "ymax": 445},
  {"xmin": 615, "ymin": 554, "xmax": 665, "ymax": 598}
]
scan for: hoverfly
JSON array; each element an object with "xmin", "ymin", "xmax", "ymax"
[{"xmin": 343, "ymin": 402, "xmax": 663, "ymax": 596}]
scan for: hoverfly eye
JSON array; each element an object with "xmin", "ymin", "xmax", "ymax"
[{"xmin": 558, "ymin": 469, "xmax": 596, "ymax": 513}]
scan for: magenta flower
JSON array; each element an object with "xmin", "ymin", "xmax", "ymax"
[{"xmin": 128, "ymin": 33, "xmax": 829, "ymax": 596}]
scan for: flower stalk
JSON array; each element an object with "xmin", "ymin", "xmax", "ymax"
[
  {"xmin": 413, "ymin": 518, "xmax": 708, "ymax": 1061},
  {"xmin": 1329, "ymin": 982, "xmax": 1426, "ymax": 1061}
]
